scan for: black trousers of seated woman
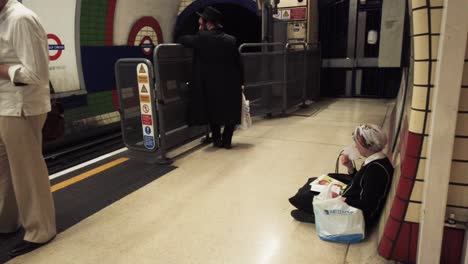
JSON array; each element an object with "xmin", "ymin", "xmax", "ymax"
[
  {"xmin": 289, "ymin": 178, "xmax": 319, "ymax": 214},
  {"xmin": 289, "ymin": 174, "xmax": 352, "ymax": 214}
]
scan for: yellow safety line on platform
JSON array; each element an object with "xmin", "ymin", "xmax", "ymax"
[{"xmin": 51, "ymin": 157, "xmax": 129, "ymax": 193}]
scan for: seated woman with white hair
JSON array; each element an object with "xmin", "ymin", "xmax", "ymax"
[{"xmin": 289, "ymin": 123, "xmax": 394, "ymax": 228}]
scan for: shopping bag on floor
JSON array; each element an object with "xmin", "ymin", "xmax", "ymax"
[
  {"xmin": 313, "ymin": 185, "xmax": 365, "ymax": 244},
  {"xmin": 240, "ymin": 92, "xmax": 252, "ymax": 130}
]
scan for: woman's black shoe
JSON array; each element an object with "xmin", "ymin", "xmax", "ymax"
[{"xmin": 291, "ymin": 209, "xmax": 315, "ymax": 223}]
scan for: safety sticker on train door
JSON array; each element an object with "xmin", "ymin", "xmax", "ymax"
[{"xmin": 137, "ymin": 63, "xmax": 156, "ymax": 150}]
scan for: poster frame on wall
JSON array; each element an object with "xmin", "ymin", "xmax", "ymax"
[{"xmin": 20, "ymin": 0, "xmax": 87, "ymax": 98}]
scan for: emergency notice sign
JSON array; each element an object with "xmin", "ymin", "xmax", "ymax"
[
  {"xmin": 137, "ymin": 63, "xmax": 156, "ymax": 150},
  {"xmin": 290, "ymin": 7, "xmax": 307, "ymax": 20},
  {"xmin": 274, "ymin": 7, "xmax": 307, "ymax": 21}
]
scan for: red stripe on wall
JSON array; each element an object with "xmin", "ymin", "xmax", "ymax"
[
  {"xmin": 406, "ymin": 132, "xmax": 424, "ymax": 157},
  {"xmin": 409, "ymin": 223, "xmax": 419, "ymax": 263},
  {"xmin": 389, "ymin": 197, "xmax": 407, "ymax": 222},
  {"xmin": 401, "ymin": 156, "xmax": 419, "ymax": 179},
  {"xmin": 378, "ymin": 236, "xmax": 393, "ymax": 259},
  {"xmin": 383, "ymin": 216, "xmax": 401, "ymax": 241},
  {"xmin": 441, "ymin": 228, "xmax": 465, "ymax": 264},
  {"xmin": 378, "ymin": 130, "xmax": 424, "ymax": 262},
  {"xmin": 392, "ymin": 223, "xmax": 412, "ymax": 262},
  {"xmin": 105, "ymin": 0, "xmax": 117, "ymax": 46},
  {"xmin": 398, "ymin": 174, "xmax": 417, "ymax": 198},
  {"xmin": 111, "ymin": 89, "xmax": 119, "ymax": 111}
]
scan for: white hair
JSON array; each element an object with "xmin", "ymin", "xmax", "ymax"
[{"xmin": 353, "ymin": 124, "xmax": 388, "ymax": 152}]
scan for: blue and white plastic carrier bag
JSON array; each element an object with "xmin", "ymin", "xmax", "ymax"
[{"xmin": 313, "ymin": 185, "xmax": 365, "ymax": 243}]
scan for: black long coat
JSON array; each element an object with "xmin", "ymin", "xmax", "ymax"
[{"xmin": 178, "ymin": 30, "xmax": 243, "ymax": 126}]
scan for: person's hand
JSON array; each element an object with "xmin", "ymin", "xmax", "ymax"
[
  {"xmin": 0, "ymin": 64, "xmax": 10, "ymax": 80},
  {"xmin": 340, "ymin": 154, "xmax": 353, "ymax": 169}
]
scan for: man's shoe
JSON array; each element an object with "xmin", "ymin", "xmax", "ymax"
[
  {"xmin": 291, "ymin": 209, "xmax": 315, "ymax": 224},
  {"xmin": 9, "ymin": 236, "xmax": 55, "ymax": 257},
  {"xmin": 224, "ymin": 143, "xmax": 232, "ymax": 149},
  {"xmin": 0, "ymin": 227, "xmax": 22, "ymax": 239}
]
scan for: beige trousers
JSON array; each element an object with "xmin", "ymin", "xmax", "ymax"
[{"xmin": 0, "ymin": 114, "xmax": 56, "ymax": 243}]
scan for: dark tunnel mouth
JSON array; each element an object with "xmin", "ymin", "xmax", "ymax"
[{"xmin": 174, "ymin": 0, "xmax": 261, "ymax": 46}]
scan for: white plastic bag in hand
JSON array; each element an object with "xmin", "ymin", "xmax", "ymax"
[
  {"xmin": 313, "ymin": 185, "xmax": 365, "ymax": 244},
  {"xmin": 240, "ymin": 93, "xmax": 252, "ymax": 130}
]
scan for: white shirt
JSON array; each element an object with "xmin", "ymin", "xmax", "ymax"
[
  {"xmin": 363, "ymin": 151, "xmax": 386, "ymax": 166},
  {"xmin": 0, "ymin": 0, "xmax": 50, "ymax": 116}
]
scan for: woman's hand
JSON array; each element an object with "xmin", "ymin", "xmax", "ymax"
[
  {"xmin": 341, "ymin": 154, "xmax": 355, "ymax": 174},
  {"xmin": 340, "ymin": 154, "xmax": 353, "ymax": 168}
]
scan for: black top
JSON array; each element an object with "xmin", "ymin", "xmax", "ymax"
[
  {"xmin": 178, "ymin": 30, "xmax": 243, "ymax": 126},
  {"xmin": 342, "ymin": 157, "xmax": 394, "ymax": 227}
]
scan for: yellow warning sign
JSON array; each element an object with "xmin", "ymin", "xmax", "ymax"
[
  {"xmin": 139, "ymin": 65, "xmax": 146, "ymax": 74},
  {"xmin": 138, "ymin": 75, "xmax": 149, "ymax": 84},
  {"xmin": 283, "ymin": 10, "xmax": 290, "ymax": 18},
  {"xmin": 140, "ymin": 85, "xmax": 149, "ymax": 93},
  {"xmin": 140, "ymin": 95, "xmax": 150, "ymax": 103}
]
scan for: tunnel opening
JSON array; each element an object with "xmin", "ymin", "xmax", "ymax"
[{"xmin": 174, "ymin": 0, "xmax": 261, "ymax": 47}]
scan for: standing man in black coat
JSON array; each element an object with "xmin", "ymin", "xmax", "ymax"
[{"xmin": 177, "ymin": 6, "xmax": 243, "ymax": 149}]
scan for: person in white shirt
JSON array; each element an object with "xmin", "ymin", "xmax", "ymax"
[{"xmin": 0, "ymin": 0, "xmax": 56, "ymax": 257}]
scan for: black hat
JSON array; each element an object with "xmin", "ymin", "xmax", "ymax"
[{"xmin": 197, "ymin": 6, "xmax": 223, "ymax": 28}]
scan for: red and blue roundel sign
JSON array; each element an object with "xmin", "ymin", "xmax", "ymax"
[
  {"xmin": 47, "ymin": 33, "xmax": 65, "ymax": 61},
  {"xmin": 127, "ymin": 17, "xmax": 164, "ymax": 56},
  {"xmin": 140, "ymin": 36, "xmax": 155, "ymax": 56}
]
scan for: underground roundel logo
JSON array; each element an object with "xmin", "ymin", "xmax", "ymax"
[
  {"xmin": 140, "ymin": 36, "xmax": 155, "ymax": 56},
  {"xmin": 127, "ymin": 17, "xmax": 164, "ymax": 56},
  {"xmin": 47, "ymin": 34, "xmax": 65, "ymax": 61}
]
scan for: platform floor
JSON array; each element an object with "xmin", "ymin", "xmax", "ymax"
[{"xmin": 8, "ymin": 98, "xmax": 396, "ymax": 264}]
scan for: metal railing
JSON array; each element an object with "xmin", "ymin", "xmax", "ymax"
[
  {"xmin": 239, "ymin": 42, "xmax": 286, "ymax": 116},
  {"xmin": 115, "ymin": 59, "xmax": 158, "ymax": 153},
  {"xmin": 153, "ymin": 44, "xmax": 208, "ymax": 162},
  {"xmin": 115, "ymin": 46, "xmax": 208, "ymax": 164},
  {"xmin": 115, "ymin": 42, "xmax": 321, "ymax": 160},
  {"xmin": 239, "ymin": 42, "xmax": 321, "ymax": 116},
  {"xmin": 285, "ymin": 42, "xmax": 308, "ymax": 111}
]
